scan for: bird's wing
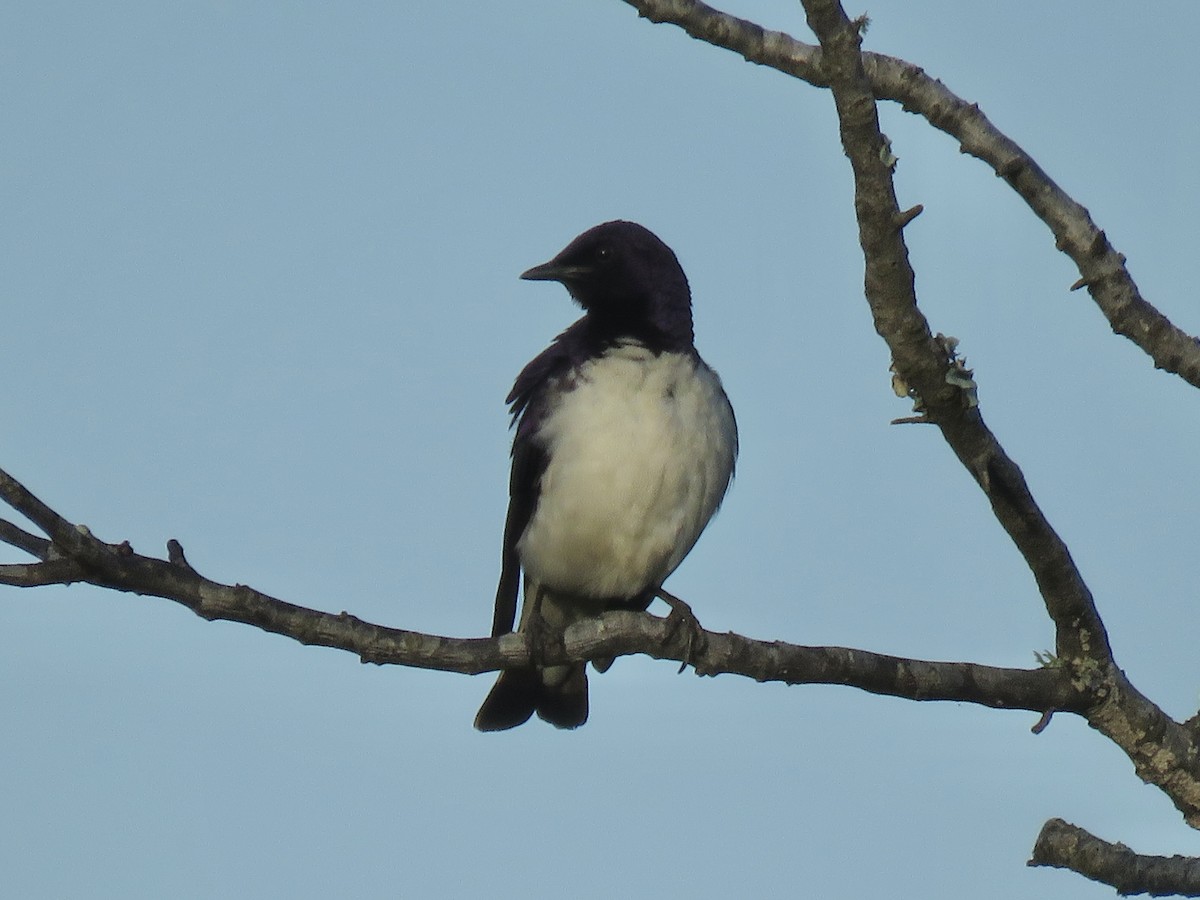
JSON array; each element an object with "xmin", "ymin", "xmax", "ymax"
[
  {"xmin": 489, "ymin": 323, "xmax": 587, "ymax": 637},
  {"xmin": 491, "ymin": 434, "xmax": 546, "ymax": 636}
]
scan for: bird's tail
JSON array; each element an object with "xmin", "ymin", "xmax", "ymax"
[{"xmin": 473, "ymin": 663, "xmax": 588, "ymax": 731}]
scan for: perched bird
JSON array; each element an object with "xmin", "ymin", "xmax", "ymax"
[{"xmin": 474, "ymin": 221, "xmax": 737, "ymax": 731}]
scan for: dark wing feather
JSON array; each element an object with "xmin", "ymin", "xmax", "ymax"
[
  {"xmin": 490, "ymin": 436, "xmax": 545, "ymax": 636},
  {"xmin": 489, "ymin": 319, "xmax": 589, "ymax": 637}
]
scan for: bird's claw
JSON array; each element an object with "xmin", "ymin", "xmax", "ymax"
[{"xmin": 657, "ymin": 588, "xmax": 708, "ymax": 673}]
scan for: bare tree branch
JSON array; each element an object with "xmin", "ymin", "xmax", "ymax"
[
  {"xmin": 622, "ymin": 0, "xmax": 1200, "ymax": 388},
  {"xmin": 0, "ymin": 518, "xmax": 50, "ymax": 559},
  {"xmin": 793, "ymin": 0, "xmax": 1107, "ymax": 669},
  {"xmin": 1030, "ymin": 819, "xmax": 1200, "ymax": 897},
  {"xmin": 0, "ymin": 462, "xmax": 1083, "ymax": 712},
  {"xmin": 0, "ymin": 559, "xmax": 85, "ymax": 587},
  {"xmin": 791, "ymin": 0, "xmax": 1200, "ymax": 850},
  {"xmin": 0, "ymin": 469, "xmax": 100, "ymax": 561}
]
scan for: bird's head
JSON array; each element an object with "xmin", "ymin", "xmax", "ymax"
[{"xmin": 520, "ymin": 220, "xmax": 694, "ymax": 348}]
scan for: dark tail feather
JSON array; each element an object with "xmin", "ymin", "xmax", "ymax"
[
  {"xmin": 474, "ymin": 665, "xmax": 588, "ymax": 731},
  {"xmin": 475, "ymin": 668, "xmax": 539, "ymax": 731},
  {"xmin": 535, "ymin": 664, "xmax": 588, "ymax": 729}
]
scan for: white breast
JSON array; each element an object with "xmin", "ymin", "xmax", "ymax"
[{"xmin": 517, "ymin": 340, "xmax": 737, "ymax": 601}]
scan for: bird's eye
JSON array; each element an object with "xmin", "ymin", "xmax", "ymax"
[{"xmin": 596, "ymin": 246, "xmax": 611, "ymax": 260}]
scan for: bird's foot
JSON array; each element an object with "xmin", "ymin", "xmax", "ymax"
[
  {"xmin": 526, "ymin": 609, "xmax": 557, "ymax": 668},
  {"xmin": 656, "ymin": 587, "xmax": 708, "ymax": 673},
  {"xmin": 524, "ymin": 588, "xmax": 569, "ymax": 669}
]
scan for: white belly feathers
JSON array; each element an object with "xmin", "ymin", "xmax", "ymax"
[{"xmin": 516, "ymin": 340, "xmax": 736, "ymax": 601}]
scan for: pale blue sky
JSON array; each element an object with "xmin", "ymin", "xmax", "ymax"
[{"xmin": 3, "ymin": 3, "xmax": 1199, "ymax": 898}]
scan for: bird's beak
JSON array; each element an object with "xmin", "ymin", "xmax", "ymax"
[{"xmin": 520, "ymin": 260, "xmax": 591, "ymax": 283}]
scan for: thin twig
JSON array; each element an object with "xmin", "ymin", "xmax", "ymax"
[
  {"xmin": 0, "ymin": 558, "xmax": 84, "ymax": 586},
  {"xmin": 0, "ymin": 518, "xmax": 51, "ymax": 559}
]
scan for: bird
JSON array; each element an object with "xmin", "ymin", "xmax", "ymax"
[{"xmin": 474, "ymin": 220, "xmax": 738, "ymax": 731}]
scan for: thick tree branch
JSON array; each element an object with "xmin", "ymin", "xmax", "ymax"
[
  {"xmin": 622, "ymin": 0, "xmax": 1200, "ymax": 388},
  {"xmin": 792, "ymin": 0, "xmax": 1200, "ymax": 837},
  {"xmin": 0, "ymin": 463, "xmax": 1083, "ymax": 713},
  {"xmin": 794, "ymin": 0, "xmax": 1108, "ymax": 667},
  {"xmin": 1030, "ymin": 818, "xmax": 1200, "ymax": 897}
]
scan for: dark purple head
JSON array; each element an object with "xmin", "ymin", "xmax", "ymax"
[{"xmin": 520, "ymin": 220, "xmax": 695, "ymax": 350}]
